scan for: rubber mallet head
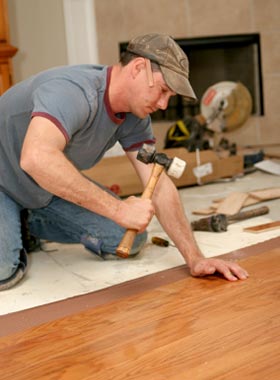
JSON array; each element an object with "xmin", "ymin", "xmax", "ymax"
[{"xmin": 137, "ymin": 143, "xmax": 186, "ymax": 179}]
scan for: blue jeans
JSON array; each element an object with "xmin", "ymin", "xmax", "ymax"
[{"xmin": 0, "ymin": 190, "xmax": 147, "ymax": 283}]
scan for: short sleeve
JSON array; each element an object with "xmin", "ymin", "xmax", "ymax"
[
  {"xmin": 32, "ymin": 79, "xmax": 92, "ymax": 141},
  {"xmin": 118, "ymin": 115, "xmax": 156, "ymax": 151}
]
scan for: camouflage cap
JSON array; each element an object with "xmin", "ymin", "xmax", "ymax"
[{"xmin": 126, "ymin": 33, "xmax": 197, "ymax": 101}]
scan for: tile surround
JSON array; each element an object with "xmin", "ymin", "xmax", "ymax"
[
  {"xmin": 94, "ymin": 0, "xmax": 280, "ymax": 148},
  {"xmin": 187, "ymin": 0, "xmax": 253, "ymax": 36},
  {"xmin": 253, "ymin": 0, "xmax": 280, "ymax": 31}
]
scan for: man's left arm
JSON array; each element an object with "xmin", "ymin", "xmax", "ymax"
[{"xmin": 127, "ymin": 151, "xmax": 249, "ymax": 281}]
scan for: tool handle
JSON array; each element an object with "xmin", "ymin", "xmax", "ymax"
[
  {"xmin": 141, "ymin": 163, "xmax": 165, "ymax": 199},
  {"xmin": 227, "ymin": 206, "xmax": 269, "ymax": 223},
  {"xmin": 116, "ymin": 229, "xmax": 138, "ymax": 258},
  {"xmin": 116, "ymin": 163, "xmax": 165, "ymax": 258}
]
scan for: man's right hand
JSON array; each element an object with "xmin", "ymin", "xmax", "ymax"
[{"xmin": 115, "ymin": 196, "xmax": 155, "ymax": 232}]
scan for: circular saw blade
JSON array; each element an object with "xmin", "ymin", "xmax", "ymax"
[{"xmin": 200, "ymin": 81, "xmax": 253, "ymax": 132}]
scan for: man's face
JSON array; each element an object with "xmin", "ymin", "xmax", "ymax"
[{"xmin": 129, "ymin": 60, "xmax": 176, "ymax": 119}]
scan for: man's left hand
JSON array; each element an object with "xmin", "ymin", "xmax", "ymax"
[{"xmin": 190, "ymin": 257, "xmax": 249, "ymax": 281}]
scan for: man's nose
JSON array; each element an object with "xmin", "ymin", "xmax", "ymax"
[{"xmin": 157, "ymin": 96, "xmax": 169, "ymax": 110}]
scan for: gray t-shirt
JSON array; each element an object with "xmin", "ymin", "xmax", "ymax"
[{"xmin": 0, "ymin": 65, "xmax": 155, "ymax": 208}]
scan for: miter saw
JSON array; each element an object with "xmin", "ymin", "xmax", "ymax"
[{"xmin": 165, "ymin": 81, "xmax": 253, "ymax": 152}]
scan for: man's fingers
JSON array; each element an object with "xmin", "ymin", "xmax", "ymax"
[
  {"xmin": 226, "ymin": 262, "xmax": 249, "ymax": 280},
  {"xmin": 213, "ymin": 260, "xmax": 249, "ymax": 281},
  {"xmin": 191, "ymin": 259, "xmax": 249, "ymax": 281},
  {"xmin": 120, "ymin": 196, "xmax": 155, "ymax": 230}
]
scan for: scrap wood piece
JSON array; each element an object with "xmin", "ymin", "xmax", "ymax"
[
  {"xmin": 192, "ymin": 187, "xmax": 280, "ymax": 216},
  {"xmin": 193, "ymin": 194, "xmax": 261, "ymax": 215},
  {"xmin": 212, "ymin": 187, "xmax": 280, "ymax": 208},
  {"xmin": 212, "ymin": 196, "xmax": 263, "ymax": 209},
  {"xmin": 241, "ymin": 196, "xmax": 264, "ymax": 206},
  {"xmin": 192, "ymin": 207, "xmax": 216, "ymax": 215},
  {"xmin": 210, "ymin": 201, "xmax": 221, "ymax": 210},
  {"xmin": 216, "ymin": 192, "xmax": 248, "ymax": 215},
  {"xmin": 212, "ymin": 187, "xmax": 280, "ymax": 201},
  {"xmin": 248, "ymin": 187, "xmax": 280, "ymax": 201},
  {"xmin": 244, "ymin": 221, "xmax": 280, "ymax": 233},
  {"xmin": 212, "ymin": 197, "xmax": 224, "ymax": 203}
]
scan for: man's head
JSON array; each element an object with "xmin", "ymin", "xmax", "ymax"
[{"xmin": 125, "ymin": 33, "xmax": 196, "ymax": 102}]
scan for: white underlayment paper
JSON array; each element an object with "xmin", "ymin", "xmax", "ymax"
[
  {"xmin": 1, "ymin": 170, "xmax": 279, "ymax": 315},
  {"xmin": 0, "ymin": 216, "xmax": 279, "ymax": 316},
  {"xmin": 254, "ymin": 160, "xmax": 280, "ymax": 176}
]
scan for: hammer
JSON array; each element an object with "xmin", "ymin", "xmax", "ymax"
[
  {"xmin": 116, "ymin": 144, "xmax": 186, "ymax": 258},
  {"xmin": 191, "ymin": 205, "xmax": 269, "ymax": 232}
]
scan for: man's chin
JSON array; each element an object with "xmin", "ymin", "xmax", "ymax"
[{"xmin": 132, "ymin": 110, "xmax": 150, "ymax": 119}]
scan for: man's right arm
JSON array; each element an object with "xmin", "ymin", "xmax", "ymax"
[{"xmin": 20, "ymin": 116, "xmax": 154, "ymax": 231}]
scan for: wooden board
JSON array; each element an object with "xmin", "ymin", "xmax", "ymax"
[
  {"xmin": 192, "ymin": 187, "xmax": 280, "ymax": 215},
  {"xmin": 82, "ymin": 149, "xmax": 243, "ymax": 196},
  {"xmin": 249, "ymin": 187, "xmax": 280, "ymax": 200},
  {"xmin": 0, "ymin": 247, "xmax": 279, "ymax": 380},
  {"xmin": 216, "ymin": 191, "xmax": 248, "ymax": 215},
  {"xmin": 244, "ymin": 220, "xmax": 280, "ymax": 233},
  {"xmin": 192, "ymin": 207, "xmax": 215, "ymax": 215}
]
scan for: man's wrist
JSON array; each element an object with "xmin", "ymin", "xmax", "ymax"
[{"xmin": 181, "ymin": 248, "xmax": 204, "ymax": 267}]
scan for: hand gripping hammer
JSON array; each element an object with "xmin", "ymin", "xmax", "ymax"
[{"xmin": 116, "ymin": 144, "xmax": 186, "ymax": 258}]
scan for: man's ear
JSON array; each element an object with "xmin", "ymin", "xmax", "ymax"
[{"xmin": 130, "ymin": 57, "xmax": 146, "ymax": 79}]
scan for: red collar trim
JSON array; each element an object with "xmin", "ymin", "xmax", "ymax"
[{"xmin": 104, "ymin": 67, "xmax": 125, "ymax": 125}]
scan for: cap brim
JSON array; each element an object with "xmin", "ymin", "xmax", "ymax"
[{"xmin": 160, "ymin": 66, "xmax": 197, "ymax": 102}]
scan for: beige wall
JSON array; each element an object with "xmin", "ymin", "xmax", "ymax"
[
  {"xmin": 7, "ymin": 0, "xmax": 68, "ymax": 82},
  {"xmin": 6, "ymin": 0, "xmax": 280, "ymax": 150},
  {"xmin": 95, "ymin": 0, "xmax": 280, "ymax": 151}
]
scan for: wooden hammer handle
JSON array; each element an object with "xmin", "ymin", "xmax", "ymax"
[
  {"xmin": 227, "ymin": 206, "xmax": 269, "ymax": 223},
  {"xmin": 116, "ymin": 163, "xmax": 165, "ymax": 258}
]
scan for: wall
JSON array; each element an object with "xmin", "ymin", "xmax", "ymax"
[
  {"xmin": 6, "ymin": 0, "xmax": 280, "ymax": 151},
  {"xmin": 94, "ymin": 0, "xmax": 280, "ymax": 152},
  {"xmin": 7, "ymin": 0, "xmax": 68, "ymax": 82}
]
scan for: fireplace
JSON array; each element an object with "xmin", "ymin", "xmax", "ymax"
[{"xmin": 119, "ymin": 33, "xmax": 264, "ymax": 121}]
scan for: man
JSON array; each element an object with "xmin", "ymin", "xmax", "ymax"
[{"xmin": 0, "ymin": 33, "xmax": 248, "ymax": 290}]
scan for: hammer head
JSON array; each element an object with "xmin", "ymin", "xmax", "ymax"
[
  {"xmin": 191, "ymin": 214, "xmax": 228, "ymax": 232},
  {"xmin": 137, "ymin": 144, "xmax": 186, "ymax": 179}
]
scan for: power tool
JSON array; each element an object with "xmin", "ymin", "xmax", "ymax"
[{"xmin": 165, "ymin": 81, "xmax": 253, "ymax": 152}]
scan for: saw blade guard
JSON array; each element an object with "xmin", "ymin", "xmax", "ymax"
[{"xmin": 200, "ymin": 81, "xmax": 253, "ymax": 132}]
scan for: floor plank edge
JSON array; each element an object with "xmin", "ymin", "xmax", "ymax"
[{"xmin": 0, "ymin": 236, "xmax": 279, "ymax": 337}]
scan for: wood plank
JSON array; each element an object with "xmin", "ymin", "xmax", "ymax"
[
  {"xmin": 192, "ymin": 207, "xmax": 216, "ymax": 215},
  {"xmin": 249, "ymin": 187, "xmax": 280, "ymax": 200},
  {"xmin": 212, "ymin": 195, "xmax": 263, "ymax": 209},
  {"xmin": 244, "ymin": 220, "xmax": 280, "ymax": 233},
  {"xmin": 0, "ymin": 247, "xmax": 279, "ymax": 380},
  {"xmin": 82, "ymin": 149, "xmax": 243, "ymax": 197},
  {"xmin": 216, "ymin": 191, "xmax": 248, "ymax": 215},
  {"xmin": 1, "ymin": 237, "xmax": 279, "ymax": 338},
  {"xmin": 210, "ymin": 187, "xmax": 280, "ymax": 212}
]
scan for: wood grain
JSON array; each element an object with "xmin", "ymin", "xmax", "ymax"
[
  {"xmin": 195, "ymin": 186, "xmax": 280, "ymax": 215},
  {"xmin": 82, "ymin": 149, "xmax": 243, "ymax": 197},
  {"xmin": 0, "ymin": 0, "xmax": 18, "ymax": 94},
  {"xmin": 244, "ymin": 220, "xmax": 280, "ymax": 233},
  {"xmin": 216, "ymin": 191, "xmax": 248, "ymax": 215},
  {"xmin": 0, "ymin": 248, "xmax": 279, "ymax": 379},
  {"xmin": 249, "ymin": 187, "xmax": 280, "ymax": 200}
]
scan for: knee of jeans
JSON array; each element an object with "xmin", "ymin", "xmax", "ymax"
[
  {"xmin": 81, "ymin": 230, "xmax": 148, "ymax": 257},
  {"xmin": 81, "ymin": 234, "xmax": 104, "ymax": 258}
]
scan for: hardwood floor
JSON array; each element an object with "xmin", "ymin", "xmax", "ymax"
[{"xmin": 0, "ymin": 244, "xmax": 279, "ymax": 379}]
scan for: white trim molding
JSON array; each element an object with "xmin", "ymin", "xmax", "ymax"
[{"xmin": 63, "ymin": 0, "xmax": 99, "ymax": 65}]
